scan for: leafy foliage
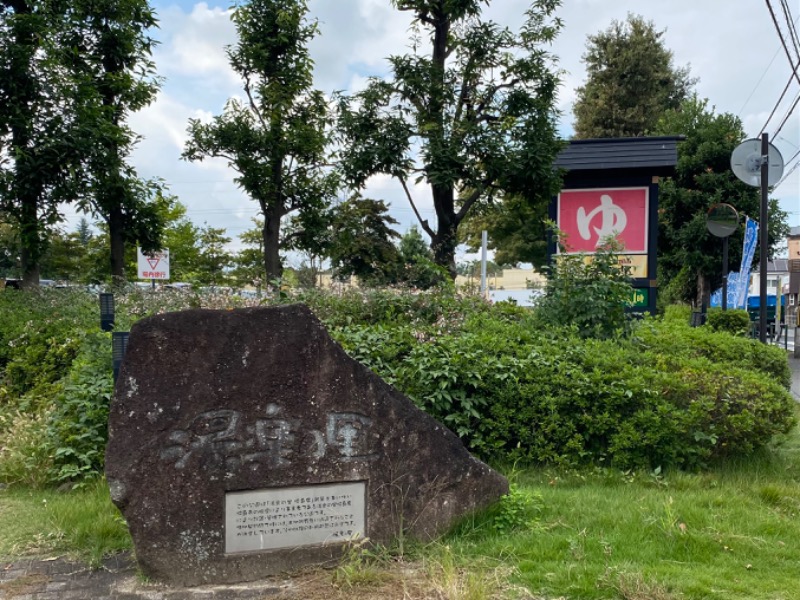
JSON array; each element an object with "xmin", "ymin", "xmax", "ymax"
[
  {"xmin": 397, "ymin": 227, "xmax": 444, "ymax": 289},
  {"xmin": 459, "ymin": 190, "xmax": 552, "ymax": 269},
  {"xmin": 0, "ymin": 283, "xmax": 795, "ymax": 487},
  {"xmin": 328, "ymin": 197, "xmax": 401, "ymax": 285},
  {"xmin": 706, "ymin": 308, "xmax": 751, "ymax": 336},
  {"xmin": 654, "ymin": 96, "xmax": 789, "ymax": 306},
  {"xmin": 572, "ymin": 14, "xmax": 694, "ymax": 138},
  {"xmin": 183, "ymin": 0, "xmax": 336, "ymax": 281},
  {"xmin": 336, "ymin": 0, "xmax": 564, "ymax": 276},
  {"xmin": 535, "ymin": 241, "xmax": 634, "ymax": 340},
  {"xmin": 47, "ymin": 333, "xmax": 113, "ymax": 485},
  {"xmin": 329, "ymin": 291, "xmax": 794, "ymax": 471},
  {"xmin": 0, "ymin": 1, "xmax": 88, "ymax": 285}
]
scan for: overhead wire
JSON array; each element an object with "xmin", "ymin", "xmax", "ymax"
[
  {"xmin": 758, "ymin": 71, "xmax": 797, "ymax": 136},
  {"xmin": 759, "ymin": 1, "xmax": 800, "ymax": 137},
  {"xmin": 773, "ymin": 147, "xmax": 800, "ymax": 190},
  {"xmin": 779, "ymin": 0, "xmax": 800, "ymax": 62},
  {"xmin": 771, "ymin": 90, "xmax": 800, "ymax": 137},
  {"xmin": 766, "ymin": 0, "xmax": 800, "ymax": 84}
]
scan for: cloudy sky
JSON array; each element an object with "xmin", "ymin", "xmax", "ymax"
[{"xmin": 62, "ymin": 0, "xmax": 799, "ymax": 262}]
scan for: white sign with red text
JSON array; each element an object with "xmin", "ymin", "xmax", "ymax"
[
  {"xmin": 557, "ymin": 187, "xmax": 649, "ymax": 254},
  {"xmin": 137, "ymin": 248, "xmax": 170, "ymax": 280}
]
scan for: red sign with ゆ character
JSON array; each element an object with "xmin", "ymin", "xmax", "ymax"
[{"xmin": 557, "ymin": 187, "xmax": 648, "ymax": 254}]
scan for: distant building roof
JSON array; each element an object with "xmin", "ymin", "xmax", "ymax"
[
  {"xmin": 789, "ymin": 226, "xmax": 800, "ymax": 237},
  {"xmin": 555, "ymin": 136, "xmax": 682, "ymax": 177},
  {"xmin": 751, "ymin": 258, "xmax": 789, "ymax": 274}
]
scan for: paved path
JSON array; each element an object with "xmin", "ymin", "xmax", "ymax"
[
  {"xmin": 0, "ymin": 553, "xmax": 290, "ymax": 600},
  {"xmin": 789, "ymin": 353, "xmax": 800, "ymax": 400}
]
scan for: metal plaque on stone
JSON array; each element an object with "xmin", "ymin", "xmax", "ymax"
[{"xmin": 225, "ymin": 481, "xmax": 366, "ymax": 554}]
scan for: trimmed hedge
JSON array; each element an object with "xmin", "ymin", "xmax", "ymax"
[{"xmin": 332, "ymin": 302, "xmax": 796, "ymax": 471}]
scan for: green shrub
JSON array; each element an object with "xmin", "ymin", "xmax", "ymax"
[
  {"xmin": 334, "ymin": 303, "xmax": 796, "ymax": 470},
  {"xmin": 661, "ymin": 303, "xmax": 692, "ymax": 323},
  {"xmin": 706, "ymin": 308, "xmax": 751, "ymax": 336},
  {"xmin": 535, "ymin": 243, "xmax": 634, "ymax": 340},
  {"xmin": 634, "ymin": 317, "xmax": 791, "ymax": 389},
  {"xmin": 1, "ymin": 285, "xmax": 795, "ymax": 484},
  {"xmin": 0, "ymin": 410, "xmax": 54, "ymax": 487},
  {"xmin": 47, "ymin": 333, "xmax": 114, "ymax": 485}
]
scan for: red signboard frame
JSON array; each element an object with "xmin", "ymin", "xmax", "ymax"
[{"xmin": 556, "ymin": 187, "xmax": 649, "ymax": 254}]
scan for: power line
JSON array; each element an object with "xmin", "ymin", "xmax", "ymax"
[
  {"xmin": 766, "ymin": 0, "xmax": 800, "ymax": 85},
  {"xmin": 762, "ymin": 0, "xmax": 800, "ymax": 144},
  {"xmin": 758, "ymin": 70, "xmax": 796, "ymax": 135},
  {"xmin": 773, "ymin": 147, "xmax": 800, "ymax": 189},
  {"xmin": 779, "ymin": 0, "xmax": 800, "ymax": 62},
  {"xmin": 738, "ymin": 45, "xmax": 784, "ymax": 117},
  {"xmin": 771, "ymin": 89, "xmax": 800, "ymax": 137}
]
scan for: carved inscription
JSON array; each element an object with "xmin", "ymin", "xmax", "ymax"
[
  {"xmin": 224, "ymin": 482, "xmax": 366, "ymax": 553},
  {"xmin": 159, "ymin": 404, "xmax": 376, "ymax": 471}
]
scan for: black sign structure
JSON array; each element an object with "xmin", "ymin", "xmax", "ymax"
[{"xmin": 549, "ymin": 137, "xmax": 682, "ymax": 315}]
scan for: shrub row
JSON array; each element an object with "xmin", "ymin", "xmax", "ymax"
[
  {"xmin": 0, "ymin": 287, "xmax": 796, "ymax": 486},
  {"xmin": 331, "ymin": 304, "xmax": 796, "ymax": 470}
]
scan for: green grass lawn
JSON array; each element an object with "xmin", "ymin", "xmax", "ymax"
[
  {"xmin": 0, "ymin": 478, "xmax": 131, "ymax": 567},
  {"xmin": 1, "ymin": 413, "xmax": 799, "ymax": 599},
  {"xmin": 445, "ymin": 411, "xmax": 800, "ymax": 600}
]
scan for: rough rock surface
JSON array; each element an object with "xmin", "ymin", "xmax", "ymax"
[{"xmin": 105, "ymin": 304, "xmax": 508, "ymax": 586}]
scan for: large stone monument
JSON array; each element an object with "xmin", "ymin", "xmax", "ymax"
[{"xmin": 105, "ymin": 305, "xmax": 508, "ymax": 586}]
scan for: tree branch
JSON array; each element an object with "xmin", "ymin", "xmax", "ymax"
[
  {"xmin": 475, "ymin": 79, "xmax": 520, "ymax": 117},
  {"xmin": 399, "ymin": 176, "xmax": 434, "ymax": 237},
  {"xmin": 456, "ymin": 184, "xmax": 487, "ymax": 223},
  {"xmin": 243, "ymin": 74, "xmax": 269, "ymax": 131},
  {"xmin": 453, "ymin": 58, "xmax": 477, "ymax": 127}
]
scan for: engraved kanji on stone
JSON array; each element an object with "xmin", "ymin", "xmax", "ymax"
[
  {"xmin": 326, "ymin": 412, "xmax": 375, "ymax": 461},
  {"xmin": 159, "ymin": 409, "xmax": 242, "ymax": 469},
  {"xmin": 245, "ymin": 404, "xmax": 296, "ymax": 467}
]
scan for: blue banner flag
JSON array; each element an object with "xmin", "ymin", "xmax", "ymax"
[{"xmin": 736, "ymin": 217, "xmax": 758, "ymax": 309}]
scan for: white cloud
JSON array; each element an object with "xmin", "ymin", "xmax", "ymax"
[{"xmin": 156, "ymin": 4, "xmax": 237, "ymax": 83}]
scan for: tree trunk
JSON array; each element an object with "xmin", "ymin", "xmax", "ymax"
[
  {"xmin": 426, "ymin": 9, "xmax": 457, "ymax": 280},
  {"xmin": 18, "ymin": 181, "xmax": 41, "ymax": 288},
  {"xmin": 695, "ymin": 270, "xmax": 710, "ymax": 309},
  {"xmin": 109, "ymin": 206, "xmax": 126, "ymax": 284},
  {"xmin": 11, "ymin": 0, "xmax": 39, "ymax": 288},
  {"xmin": 20, "ymin": 246, "xmax": 40, "ymax": 289},
  {"xmin": 430, "ymin": 184, "xmax": 457, "ymax": 280},
  {"xmin": 262, "ymin": 206, "xmax": 283, "ymax": 282}
]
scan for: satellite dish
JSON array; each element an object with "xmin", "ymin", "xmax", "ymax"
[
  {"xmin": 706, "ymin": 203, "xmax": 739, "ymax": 238},
  {"xmin": 730, "ymin": 138, "xmax": 784, "ymax": 187}
]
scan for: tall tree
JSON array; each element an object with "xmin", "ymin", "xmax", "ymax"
[
  {"xmin": 183, "ymin": 0, "xmax": 336, "ymax": 282},
  {"xmin": 230, "ymin": 218, "xmax": 265, "ymax": 287},
  {"xmin": 75, "ymin": 217, "xmax": 92, "ymax": 247},
  {"xmin": 196, "ymin": 225, "xmax": 232, "ymax": 285},
  {"xmin": 337, "ymin": 0, "xmax": 564, "ymax": 278},
  {"xmin": 654, "ymin": 96, "xmax": 789, "ymax": 306},
  {"xmin": 0, "ymin": 1, "xmax": 85, "ymax": 287},
  {"xmin": 328, "ymin": 197, "xmax": 401, "ymax": 286},
  {"xmin": 39, "ymin": 228, "xmax": 86, "ymax": 282},
  {"xmin": 572, "ymin": 14, "xmax": 694, "ymax": 139},
  {"xmin": 67, "ymin": 0, "xmax": 164, "ymax": 282},
  {"xmin": 397, "ymin": 226, "xmax": 442, "ymax": 289}
]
